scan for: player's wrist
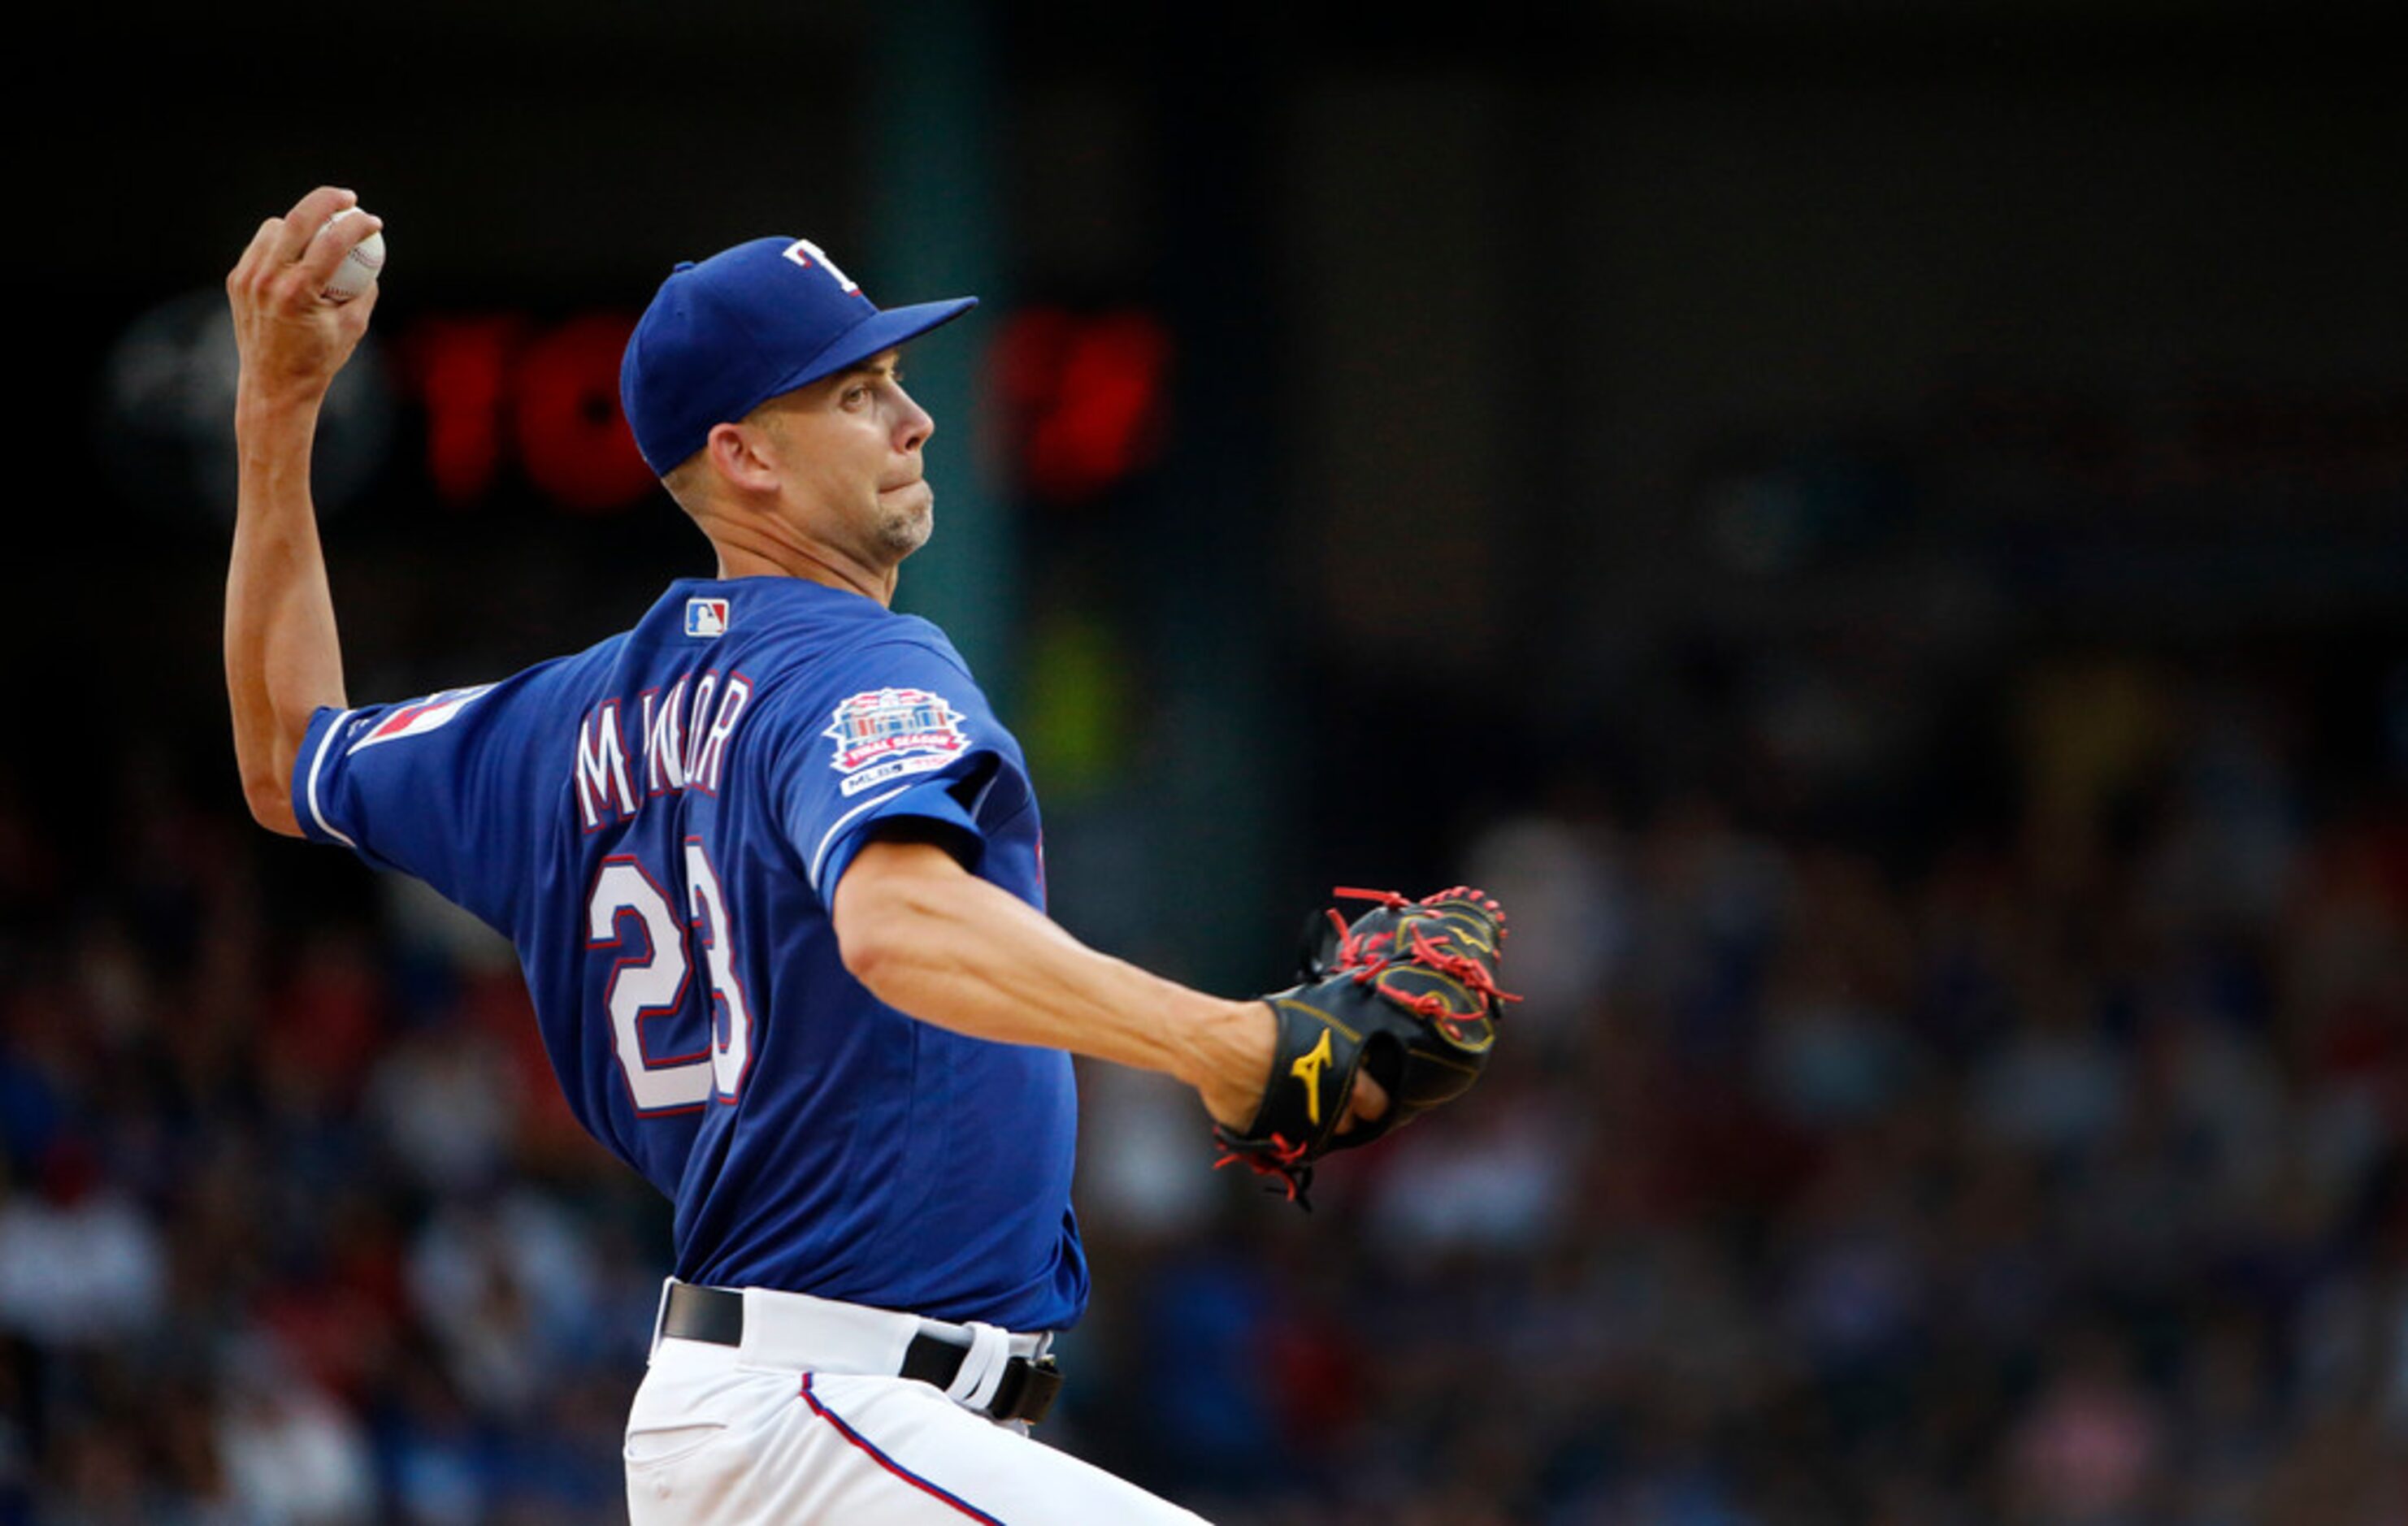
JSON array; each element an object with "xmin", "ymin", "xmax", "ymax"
[
  {"xmin": 231, "ymin": 382, "xmax": 325, "ymax": 443},
  {"xmin": 1182, "ymin": 998, "xmax": 1275, "ymax": 1129}
]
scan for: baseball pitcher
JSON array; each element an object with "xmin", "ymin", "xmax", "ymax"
[{"xmin": 223, "ymin": 187, "xmax": 1508, "ymax": 1524}]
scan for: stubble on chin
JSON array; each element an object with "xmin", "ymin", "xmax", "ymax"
[{"xmin": 876, "ymin": 489, "xmax": 934, "ymax": 559}]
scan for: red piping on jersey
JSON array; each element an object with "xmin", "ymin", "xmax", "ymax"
[{"xmin": 799, "ymin": 1373, "xmax": 1011, "ymax": 1525}]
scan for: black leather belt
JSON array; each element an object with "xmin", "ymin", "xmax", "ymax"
[{"xmin": 660, "ymin": 1282, "xmax": 1065, "ymax": 1426}]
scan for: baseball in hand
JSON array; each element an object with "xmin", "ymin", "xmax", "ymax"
[{"xmin": 319, "ymin": 206, "xmax": 386, "ymax": 303}]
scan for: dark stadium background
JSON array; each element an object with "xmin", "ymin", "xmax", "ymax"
[{"xmin": 7, "ymin": 2, "xmax": 2402, "ymax": 1521}]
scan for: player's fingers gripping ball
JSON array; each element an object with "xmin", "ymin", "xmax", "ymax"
[
  {"xmin": 1214, "ymin": 886, "xmax": 1516, "ymax": 1207},
  {"xmin": 316, "ymin": 206, "xmax": 386, "ymax": 304}
]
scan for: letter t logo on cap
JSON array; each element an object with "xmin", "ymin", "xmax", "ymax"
[{"xmin": 783, "ymin": 239, "xmax": 859, "ymax": 293}]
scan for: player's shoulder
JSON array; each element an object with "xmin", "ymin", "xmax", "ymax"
[
  {"xmin": 695, "ymin": 582, "xmax": 983, "ymax": 697},
  {"xmin": 827, "ymin": 617, "xmax": 978, "ymax": 685},
  {"xmin": 481, "ymin": 628, "xmax": 640, "ymax": 723},
  {"xmin": 375, "ymin": 629, "xmax": 632, "ymax": 732}
]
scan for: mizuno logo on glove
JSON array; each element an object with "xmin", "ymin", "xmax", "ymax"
[{"xmin": 1290, "ymin": 1030, "xmax": 1334, "ymax": 1124}]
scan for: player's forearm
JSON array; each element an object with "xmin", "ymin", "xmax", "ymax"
[
  {"xmin": 225, "ymin": 394, "xmax": 348, "ymax": 834},
  {"xmin": 835, "ymin": 843, "xmax": 1269, "ymax": 1108}
]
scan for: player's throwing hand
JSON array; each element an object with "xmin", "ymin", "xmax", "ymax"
[{"xmin": 225, "ymin": 185, "xmax": 382, "ymax": 408}]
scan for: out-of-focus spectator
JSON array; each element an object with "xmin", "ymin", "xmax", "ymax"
[
  {"xmin": 404, "ymin": 1188, "xmax": 601, "ymax": 1416},
  {"xmin": 1463, "ymin": 810, "xmax": 1630, "ymax": 1039},
  {"xmin": 363, "ymin": 1011, "xmax": 515, "ymax": 1195},
  {"xmin": 1365, "ymin": 1074, "xmax": 1578, "ymax": 1255},
  {"xmin": 1971, "ymin": 995, "xmax": 2128, "ymax": 1160},
  {"xmin": 0, "ymin": 1142, "xmax": 165, "ymax": 1350},
  {"xmin": 2001, "ymin": 1327, "xmax": 2166, "ymax": 1524},
  {"xmin": 214, "ymin": 1338, "xmax": 377, "ymax": 1526}
]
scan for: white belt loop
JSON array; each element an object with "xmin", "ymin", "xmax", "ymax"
[
  {"xmin": 649, "ymin": 1276, "xmax": 677, "ymax": 1359},
  {"xmin": 941, "ymin": 1320, "xmax": 1013, "ymax": 1412}
]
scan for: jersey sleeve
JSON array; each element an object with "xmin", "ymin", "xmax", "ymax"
[
  {"xmin": 289, "ymin": 670, "xmax": 557, "ymax": 932},
  {"xmin": 766, "ymin": 634, "xmax": 1035, "ymax": 903}
]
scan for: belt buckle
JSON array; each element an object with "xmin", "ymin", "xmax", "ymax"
[{"xmin": 986, "ymin": 1352, "xmax": 1065, "ymax": 1425}]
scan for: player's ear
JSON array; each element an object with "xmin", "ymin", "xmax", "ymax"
[{"xmin": 704, "ymin": 419, "xmax": 782, "ymax": 496}]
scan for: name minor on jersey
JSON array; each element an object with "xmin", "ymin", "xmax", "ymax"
[{"xmin": 575, "ymin": 670, "xmax": 753, "ymax": 831}]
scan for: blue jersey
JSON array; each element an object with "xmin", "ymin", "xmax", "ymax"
[{"xmin": 291, "ymin": 576, "xmax": 1089, "ymax": 1332}]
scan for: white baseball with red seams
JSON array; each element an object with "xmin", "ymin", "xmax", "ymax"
[{"xmin": 318, "ymin": 206, "xmax": 384, "ymax": 303}]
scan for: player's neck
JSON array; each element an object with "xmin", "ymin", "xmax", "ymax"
[{"xmin": 710, "ymin": 539, "xmax": 899, "ymax": 607}]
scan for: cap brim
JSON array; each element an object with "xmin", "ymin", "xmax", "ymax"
[{"xmin": 779, "ymin": 296, "xmax": 979, "ymax": 396}]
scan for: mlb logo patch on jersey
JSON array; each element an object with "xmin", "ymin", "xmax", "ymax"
[
  {"xmin": 348, "ymin": 685, "xmax": 497, "ymax": 752},
  {"xmin": 824, "ymin": 687, "xmax": 970, "ymax": 797},
  {"xmin": 685, "ymin": 599, "xmax": 732, "ymax": 639}
]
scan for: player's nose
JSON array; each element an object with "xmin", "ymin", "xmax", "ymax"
[{"xmin": 895, "ymin": 386, "xmax": 935, "ymax": 452}]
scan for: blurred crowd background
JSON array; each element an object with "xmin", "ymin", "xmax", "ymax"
[{"xmin": 9, "ymin": 2, "xmax": 2404, "ymax": 1522}]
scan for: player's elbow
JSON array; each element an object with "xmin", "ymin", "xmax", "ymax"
[
  {"xmin": 241, "ymin": 773, "xmax": 306, "ymax": 838},
  {"xmin": 230, "ymin": 706, "xmax": 310, "ymax": 837},
  {"xmin": 835, "ymin": 917, "xmax": 895, "ymax": 989}
]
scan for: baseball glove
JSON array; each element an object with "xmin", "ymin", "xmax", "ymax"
[{"xmin": 1213, "ymin": 886, "xmax": 1516, "ymax": 1207}]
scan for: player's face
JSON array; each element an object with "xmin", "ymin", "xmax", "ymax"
[{"xmin": 758, "ymin": 351, "xmax": 937, "ymax": 564}]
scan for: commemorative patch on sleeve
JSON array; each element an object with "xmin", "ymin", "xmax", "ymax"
[{"xmin": 823, "ymin": 687, "xmax": 971, "ymax": 796}]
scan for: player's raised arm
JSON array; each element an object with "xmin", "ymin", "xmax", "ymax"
[
  {"xmin": 831, "ymin": 835, "xmax": 1388, "ymax": 1134},
  {"xmin": 222, "ymin": 188, "xmax": 383, "ymax": 835}
]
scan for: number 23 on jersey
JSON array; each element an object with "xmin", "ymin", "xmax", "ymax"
[{"xmin": 587, "ymin": 838, "xmax": 753, "ymax": 1112}]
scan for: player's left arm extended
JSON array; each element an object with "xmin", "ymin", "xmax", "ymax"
[
  {"xmin": 221, "ymin": 189, "xmax": 384, "ymax": 836},
  {"xmin": 832, "ymin": 837, "xmax": 1385, "ymax": 1132}
]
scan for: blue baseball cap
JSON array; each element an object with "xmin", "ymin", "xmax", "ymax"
[{"xmin": 619, "ymin": 236, "xmax": 978, "ymax": 475}]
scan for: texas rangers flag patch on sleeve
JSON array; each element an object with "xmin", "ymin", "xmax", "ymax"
[
  {"xmin": 824, "ymin": 687, "xmax": 970, "ymax": 797},
  {"xmin": 348, "ymin": 685, "xmax": 496, "ymax": 752}
]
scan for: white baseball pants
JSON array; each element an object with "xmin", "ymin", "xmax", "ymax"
[{"xmin": 624, "ymin": 1286, "xmax": 1211, "ymax": 1525}]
